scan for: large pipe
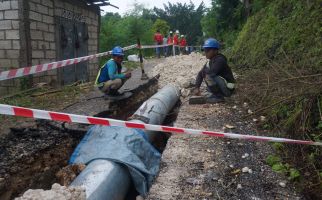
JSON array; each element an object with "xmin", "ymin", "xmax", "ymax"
[{"xmin": 70, "ymin": 85, "xmax": 180, "ymax": 200}]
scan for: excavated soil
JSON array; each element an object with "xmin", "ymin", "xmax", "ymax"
[{"xmin": 0, "ymin": 60, "xmax": 160, "ymax": 200}]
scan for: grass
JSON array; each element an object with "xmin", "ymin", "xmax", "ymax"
[
  {"xmin": 0, "ymin": 83, "xmax": 93, "ymax": 133},
  {"xmin": 229, "ymin": 0, "xmax": 322, "ymax": 196}
]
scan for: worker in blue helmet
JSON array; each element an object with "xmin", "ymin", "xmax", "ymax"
[
  {"xmin": 192, "ymin": 38, "xmax": 236, "ymax": 103},
  {"xmin": 95, "ymin": 46, "xmax": 131, "ymax": 96}
]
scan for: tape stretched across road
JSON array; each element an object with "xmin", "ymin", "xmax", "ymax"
[
  {"xmin": 0, "ymin": 104, "xmax": 321, "ymax": 146},
  {"xmin": 0, "ymin": 44, "xmax": 138, "ymax": 82},
  {"xmin": 140, "ymin": 44, "xmax": 173, "ymax": 49},
  {"xmin": 0, "ymin": 42, "xmax": 201, "ymax": 82}
]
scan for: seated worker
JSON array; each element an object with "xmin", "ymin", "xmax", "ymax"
[
  {"xmin": 192, "ymin": 38, "xmax": 236, "ymax": 103},
  {"xmin": 95, "ymin": 46, "xmax": 131, "ymax": 96}
]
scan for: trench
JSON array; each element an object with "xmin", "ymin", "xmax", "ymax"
[{"xmin": 0, "ymin": 77, "xmax": 181, "ymax": 200}]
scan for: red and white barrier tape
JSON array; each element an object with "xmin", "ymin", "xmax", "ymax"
[
  {"xmin": 0, "ymin": 44, "xmax": 138, "ymax": 81},
  {"xmin": 0, "ymin": 104, "xmax": 321, "ymax": 146},
  {"xmin": 140, "ymin": 44, "xmax": 173, "ymax": 49},
  {"xmin": 122, "ymin": 44, "xmax": 139, "ymax": 51},
  {"xmin": 173, "ymin": 45, "xmax": 202, "ymax": 48}
]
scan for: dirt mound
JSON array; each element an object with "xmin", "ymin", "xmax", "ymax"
[
  {"xmin": 15, "ymin": 183, "xmax": 86, "ymax": 200},
  {"xmin": 148, "ymin": 53, "xmax": 206, "ymax": 88}
]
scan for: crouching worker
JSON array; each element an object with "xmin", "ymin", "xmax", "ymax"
[
  {"xmin": 95, "ymin": 46, "xmax": 131, "ymax": 97},
  {"xmin": 192, "ymin": 38, "xmax": 235, "ymax": 103}
]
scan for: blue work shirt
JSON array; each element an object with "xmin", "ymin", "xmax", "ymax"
[{"xmin": 96, "ymin": 59, "xmax": 125, "ymax": 85}]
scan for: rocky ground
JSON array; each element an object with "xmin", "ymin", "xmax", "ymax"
[
  {"xmin": 147, "ymin": 54, "xmax": 303, "ymax": 199},
  {"xmin": 147, "ymin": 98, "xmax": 303, "ymax": 200}
]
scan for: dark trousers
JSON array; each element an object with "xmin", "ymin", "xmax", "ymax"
[
  {"xmin": 207, "ymin": 76, "xmax": 234, "ymax": 97},
  {"xmin": 167, "ymin": 46, "xmax": 172, "ymax": 56}
]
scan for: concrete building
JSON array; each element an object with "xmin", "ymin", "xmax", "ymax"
[{"xmin": 0, "ymin": 0, "xmax": 110, "ymax": 95}]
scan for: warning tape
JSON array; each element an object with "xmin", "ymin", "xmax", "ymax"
[
  {"xmin": 173, "ymin": 45, "xmax": 202, "ymax": 48},
  {"xmin": 0, "ymin": 44, "xmax": 138, "ymax": 82},
  {"xmin": 140, "ymin": 44, "xmax": 173, "ymax": 49},
  {"xmin": 0, "ymin": 104, "xmax": 321, "ymax": 146}
]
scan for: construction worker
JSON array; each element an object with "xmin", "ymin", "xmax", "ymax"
[
  {"xmin": 179, "ymin": 35, "xmax": 187, "ymax": 55},
  {"xmin": 173, "ymin": 30, "xmax": 180, "ymax": 55},
  {"xmin": 167, "ymin": 31, "xmax": 174, "ymax": 56},
  {"xmin": 154, "ymin": 30, "xmax": 163, "ymax": 58},
  {"xmin": 192, "ymin": 38, "xmax": 235, "ymax": 103},
  {"xmin": 95, "ymin": 46, "xmax": 131, "ymax": 97}
]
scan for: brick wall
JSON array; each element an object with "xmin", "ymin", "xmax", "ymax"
[
  {"xmin": 0, "ymin": 0, "xmax": 100, "ymax": 95},
  {"xmin": 0, "ymin": 0, "xmax": 21, "ymax": 94}
]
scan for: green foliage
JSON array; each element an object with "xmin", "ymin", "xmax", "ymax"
[
  {"xmin": 201, "ymin": 0, "xmax": 246, "ymax": 47},
  {"xmin": 266, "ymin": 155, "xmax": 281, "ymax": 166},
  {"xmin": 152, "ymin": 19, "xmax": 170, "ymax": 36},
  {"xmin": 99, "ymin": 5, "xmax": 155, "ymax": 66},
  {"xmin": 230, "ymin": 0, "xmax": 321, "ymax": 70},
  {"xmin": 272, "ymin": 163, "xmax": 287, "ymax": 173},
  {"xmin": 272, "ymin": 143, "xmax": 284, "ymax": 152},
  {"xmin": 289, "ymin": 168, "xmax": 301, "ymax": 180},
  {"xmin": 19, "ymin": 77, "xmax": 32, "ymax": 90},
  {"xmin": 267, "ymin": 154, "xmax": 301, "ymax": 181},
  {"xmin": 123, "ymin": 61, "xmax": 139, "ymax": 70},
  {"xmin": 153, "ymin": 2, "xmax": 205, "ymax": 45},
  {"xmin": 266, "ymin": 154, "xmax": 302, "ymax": 181},
  {"xmin": 316, "ymin": 121, "xmax": 322, "ymax": 131}
]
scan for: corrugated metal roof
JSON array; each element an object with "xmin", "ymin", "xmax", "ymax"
[{"xmin": 84, "ymin": 0, "xmax": 111, "ymax": 7}]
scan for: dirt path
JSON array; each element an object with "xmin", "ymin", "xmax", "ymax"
[
  {"xmin": 147, "ymin": 54, "xmax": 303, "ymax": 199},
  {"xmin": 148, "ymin": 97, "xmax": 303, "ymax": 199}
]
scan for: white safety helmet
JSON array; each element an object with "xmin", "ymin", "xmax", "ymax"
[
  {"xmin": 169, "ymin": 31, "xmax": 173, "ymax": 34},
  {"xmin": 176, "ymin": 30, "xmax": 179, "ymax": 34},
  {"xmin": 181, "ymin": 35, "xmax": 184, "ymax": 37}
]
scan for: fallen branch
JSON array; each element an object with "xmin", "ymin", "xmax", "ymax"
[
  {"xmin": 31, "ymin": 89, "xmax": 62, "ymax": 97},
  {"xmin": 253, "ymin": 74, "xmax": 322, "ymax": 86},
  {"xmin": 244, "ymin": 91, "xmax": 316, "ymax": 117},
  {"xmin": 0, "ymin": 87, "xmax": 39, "ymax": 100}
]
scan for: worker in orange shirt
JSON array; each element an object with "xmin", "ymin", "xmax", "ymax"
[
  {"xmin": 167, "ymin": 31, "xmax": 174, "ymax": 56},
  {"xmin": 154, "ymin": 30, "xmax": 163, "ymax": 58},
  {"xmin": 180, "ymin": 35, "xmax": 187, "ymax": 55}
]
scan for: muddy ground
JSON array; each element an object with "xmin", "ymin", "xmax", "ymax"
[{"xmin": 0, "ymin": 59, "xmax": 160, "ymax": 200}]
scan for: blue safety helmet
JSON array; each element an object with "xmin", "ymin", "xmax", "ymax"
[
  {"xmin": 111, "ymin": 46, "xmax": 124, "ymax": 56},
  {"xmin": 203, "ymin": 38, "xmax": 220, "ymax": 49}
]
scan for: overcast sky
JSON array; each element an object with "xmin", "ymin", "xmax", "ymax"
[{"xmin": 102, "ymin": 0, "xmax": 212, "ymax": 15}]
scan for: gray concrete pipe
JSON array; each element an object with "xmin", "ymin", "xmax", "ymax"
[{"xmin": 70, "ymin": 84, "xmax": 180, "ymax": 200}]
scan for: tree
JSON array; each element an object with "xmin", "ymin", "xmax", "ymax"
[
  {"xmin": 99, "ymin": 4, "xmax": 154, "ymax": 58},
  {"xmin": 152, "ymin": 19, "xmax": 170, "ymax": 36},
  {"xmin": 201, "ymin": 0, "xmax": 246, "ymax": 47},
  {"xmin": 153, "ymin": 2, "xmax": 206, "ymax": 45}
]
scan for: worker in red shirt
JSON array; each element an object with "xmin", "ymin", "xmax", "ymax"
[
  {"xmin": 180, "ymin": 35, "xmax": 187, "ymax": 55},
  {"xmin": 167, "ymin": 31, "xmax": 174, "ymax": 56},
  {"xmin": 154, "ymin": 30, "xmax": 163, "ymax": 58},
  {"xmin": 173, "ymin": 30, "xmax": 180, "ymax": 55}
]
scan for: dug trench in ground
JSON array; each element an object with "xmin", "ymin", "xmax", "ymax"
[
  {"xmin": 146, "ymin": 53, "xmax": 304, "ymax": 199},
  {"xmin": 0, "ymin": 59, "xmax": 162, "ymax": 200}
]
